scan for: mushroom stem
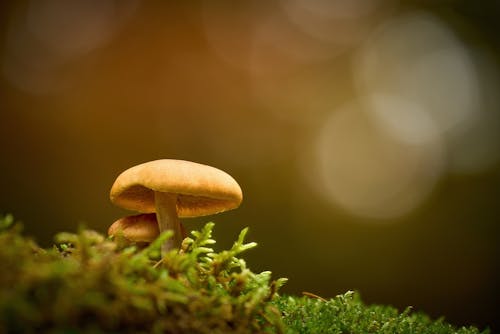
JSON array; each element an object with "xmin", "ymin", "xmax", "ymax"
[{"xmin": 154, "ymin": 191, "xmax": 183, "ymax": 253}]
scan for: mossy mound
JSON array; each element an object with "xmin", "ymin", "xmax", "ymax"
[
  {"xmin": 0, "ymin": 214, "xmax": 489, "ymax": 333},
  {"xmin": 275, "ymin": 292, "xmax": 489, "ymax": 334},
  {"xmin": 0, "ymin": 215, "xmax": 286, "ymax": 333}
]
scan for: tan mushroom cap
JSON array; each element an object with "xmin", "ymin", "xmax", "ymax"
[
  {"xmin": 108, "ymin": 213, "xmax": 159, "ymax": 242},
  {"xmin": 110, "ymin": 159, "xmax": 243, "ymax": 217}
]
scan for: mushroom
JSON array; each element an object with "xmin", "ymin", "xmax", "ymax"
[
  {"xmin": 108, "ymin": 213, "xmax": 159, "ymax": 243},
  {"xmin": 109, "ymin": 159, "xmax": 243, "ymax": 253},
  {"xmin": 108, "ymin": 213, "xmax": 187, "ymax": 243}
]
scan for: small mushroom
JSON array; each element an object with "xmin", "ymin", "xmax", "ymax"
[
  {"xmin": 108, "ymin": 213, "xmax": 187, "ymax": 243},
  {"xmin": 108, "ymin": 213, "xmax": 159, "ymax": 243},
  {"xmin": 109, "ymin": 159, "xmax": 243, "ymax": 253}
]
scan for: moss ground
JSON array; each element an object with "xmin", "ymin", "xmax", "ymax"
[
  {"xmin": 275, "ymin": 292, "xmax": 488, "ymax": 334},
  {"xmin": 0, "ymin": 214, "xmax": 489, "ymax": 333}
]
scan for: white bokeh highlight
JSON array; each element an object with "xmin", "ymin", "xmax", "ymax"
[
  {"xmin": 354, "ymin": 12, "xmax": 480, "ymax": 137},
  {"xmin": 308, "ymin": 10, "xmax": 500, "ymax": 220},
  {"xmin": 312, "ymin": 98, "xmax": 445, "ymax": 219}
]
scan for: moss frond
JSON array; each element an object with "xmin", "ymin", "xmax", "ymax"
[
  {"xmin": 275, "ymin": 291, "xmax": 490, "ymax": 334},
  {"xmin": 0, "ymin": 215, "xmax": 285, "ymax": 333}
]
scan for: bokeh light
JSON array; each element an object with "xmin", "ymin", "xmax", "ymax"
[
  {"xmin": 310, "ymin": 97, "xmax": 445, "ymax": 219},
  {"xmin": 280, "ymin": 0, "xmax": 390, "ymax": 44},
  {"xmin": 353, "ymin": 11, "xmax": 500, "ymax": 174}
]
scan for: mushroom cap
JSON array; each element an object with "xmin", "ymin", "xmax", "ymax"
[
  {"xmin": 108, "ymin": 213, "xmax": 159, "ymax": 242},
  {"xmin": 110, "ymin": 159, "xmax": 243, "ymax": 217}
]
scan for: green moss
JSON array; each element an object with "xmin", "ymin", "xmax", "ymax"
[
  {"xmin": 0, "ymin": 214, "xmax": 286, "ymax": 333},
  {"xmin": 0, "ymin": 214, "xmax": 489, "ymax": 333},
  {"xmin": 275, "ymin": 292, "xmax": 489, "ymax": 334}
]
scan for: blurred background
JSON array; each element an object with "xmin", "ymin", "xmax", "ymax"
[{"xmin": 1, "ymin": 0, "xmax": 499, "ymax": 331}]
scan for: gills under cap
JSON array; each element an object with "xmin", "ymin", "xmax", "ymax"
[{"xmin": 110, "ymin": 159, "xmax": 243, "ymax": 217}]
